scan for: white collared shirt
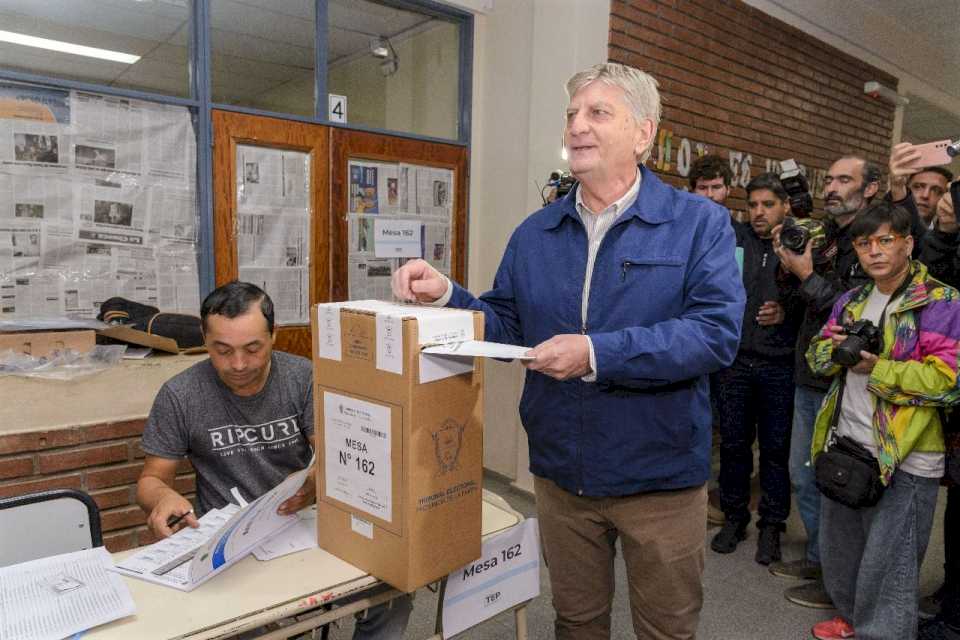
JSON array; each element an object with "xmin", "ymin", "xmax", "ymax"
[{"xmin": 576, "ymin": 169, "xmax": 642, "ymax": 381}]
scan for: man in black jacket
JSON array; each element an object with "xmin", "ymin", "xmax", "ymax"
[
  {"xmin": 771, "ymin": 145, "xmax": 927, "ymax": 608},
  {"xmin": 711, "ymin": 173, "xmax": 802, "ymax": 565}
]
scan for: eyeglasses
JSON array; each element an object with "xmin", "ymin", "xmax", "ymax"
[{"xmin": 853, "ymin": 234, "xmax": 904, "ymax": 253}]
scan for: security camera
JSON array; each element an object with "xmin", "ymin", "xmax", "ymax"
[{"xmin": 863, "ymin": 81, "xmax": 910, "ymax": 106}]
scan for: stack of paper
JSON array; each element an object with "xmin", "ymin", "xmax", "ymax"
[{"xmin": 0, "ymin": 547, "xmax": 135, "ymax": 640}]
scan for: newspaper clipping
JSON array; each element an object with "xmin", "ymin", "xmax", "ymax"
[
  {"xmin": 347, "ymin": 160, "xmax": 454, "ymax": 300},
  {"xmin": 236, "ymin": 145, "xmax": 311, "ymax": 325},
  {"xmin": 0, "ymin": 81, "xmax": 199, "ymax": 319}
]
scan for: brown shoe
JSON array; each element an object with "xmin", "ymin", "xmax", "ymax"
[
  {"xmin": 785, "ymin": 579, "xmax": 834, "ymax": 609},
  {"xmin": 707, "ymin": 502, "xmax": 725, "ymax": 526}
]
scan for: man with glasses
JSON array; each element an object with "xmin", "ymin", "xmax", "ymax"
[
  {"xmin": 804, "ymin": 200, "xmax": 960, "ymax": 640},
  {"xmin": 772, "ymin": 147, "xmax": 925, "ymax": 608}
]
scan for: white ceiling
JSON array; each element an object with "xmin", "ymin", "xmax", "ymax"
[{"xmin": 0, "ymin": 0, "xmax": 439, "ymax": 106}]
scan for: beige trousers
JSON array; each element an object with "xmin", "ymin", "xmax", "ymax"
[{"xmin": 534, "ymin": 476, "xmax": 706, "ymax": 640}]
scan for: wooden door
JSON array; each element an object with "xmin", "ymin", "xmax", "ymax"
[
  {"xmin": 212, "ymin": 110, "xmax": 330, "ymax": 358},
  {"xmin": 329, "ymin": 128, "xmax": 469, "ymax": 301}
]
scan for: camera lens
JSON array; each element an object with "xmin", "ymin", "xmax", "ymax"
[{"xmin": 833, "ymin": 336, "xmax": 866, "ymax": 366}]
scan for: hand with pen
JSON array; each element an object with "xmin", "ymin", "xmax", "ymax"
[{"xmin": 147, "ymin": 491, "xmax": 199, "ymax": 539}]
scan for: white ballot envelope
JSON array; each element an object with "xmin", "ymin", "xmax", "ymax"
[{"xmin": 421, "ymin": 339, "xmax": 534, "ymax": 360}]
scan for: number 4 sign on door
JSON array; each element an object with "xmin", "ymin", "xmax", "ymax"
[{"xmin": 329, "ymin": 94, "xmax": 347, "ymax": 123}]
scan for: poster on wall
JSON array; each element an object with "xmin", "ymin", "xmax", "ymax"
[
  {"xmin": 347, "ymin": 160, "xmax": 454, "ymax": 301},
  {"xmin": 0, "ymin": 81, "xmax": 200, "ymax": 320}
]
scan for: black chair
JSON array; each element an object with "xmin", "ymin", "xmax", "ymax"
[{"xmin": 0, "ymin": 489, "xmax": 102, "ymax": 567}]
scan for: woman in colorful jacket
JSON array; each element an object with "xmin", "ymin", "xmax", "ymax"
[{"xmin": 804, "ymin": 200, "xmax": 960, "ymax": 640}]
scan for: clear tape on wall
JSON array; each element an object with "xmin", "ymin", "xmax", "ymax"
[{"xmin": 0, "ymin": 81, "xmax": 200, "ymax": 319}]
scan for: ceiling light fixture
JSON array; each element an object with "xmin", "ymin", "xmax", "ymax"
[
  {"xmin": 370, "ymin": 37, "xmax": 392, "ymax": 59},
  {"xmin": 370, "ymin": 37, "xmax": 398, "ymax": 76},
  {"xmin": 0, "ymin": 29, "xmax": 141, "ymax": 64}
]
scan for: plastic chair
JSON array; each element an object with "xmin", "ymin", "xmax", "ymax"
[{"xmin": 0, "ymin": 489, "xmax": 102, "ymax": 567}]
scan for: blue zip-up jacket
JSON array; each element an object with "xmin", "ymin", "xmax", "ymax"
[{"xmin": 448, "ymin": 167, "xmax": 745, "ymax": 496}]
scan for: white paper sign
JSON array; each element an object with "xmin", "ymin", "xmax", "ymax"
[
  {"xmin": 374, "ymin": 219, "xmax": 422, "ymax": 257},
  {"xmin": 315, "ymin": 303, "xmax": 342, "ymax": 361},
  {"xmin": 442, "ymin": 518, "xmax": 540, "ymax": 638},
  {"xmin": 376, "ymin": 313, "xmax": 404, "ymax": 374},
  {"xmin": 323, "ymin": 391, "xmax": 393, "ymax": 522},
  {"xmin": 329, "ymin": 93, "xmax": 347, "ymax": 123}
]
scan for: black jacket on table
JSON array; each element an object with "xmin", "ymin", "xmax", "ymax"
[{"xmin": 733, "ymin": 222, "xmax": 802, "ymax": 361}]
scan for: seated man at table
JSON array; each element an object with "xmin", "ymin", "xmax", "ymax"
[{"xmin": 135, "ymin": 280, "xmax": 411, "ymax": 639}]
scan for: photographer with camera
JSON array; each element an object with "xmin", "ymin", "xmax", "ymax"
[
  {"xmin": 803, "ymin": 200, "xmax": 960, "ymax": 640},
  {"xmin": 770, "ymin": 147, "xmax": 929, "ymax": 607},
  {"xmin": 711, "ymin": 173, "xmax": 802, "ymax": 564}
]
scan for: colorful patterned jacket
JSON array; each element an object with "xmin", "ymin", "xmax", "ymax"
[{"xmin": 806, "ymin": 261, "xmax": 960, "ymax": 484}]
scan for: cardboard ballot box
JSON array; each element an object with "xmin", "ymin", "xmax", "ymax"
[{"xmin": 312, "ymin": 301, "xmax": 484, "ymax": 592}]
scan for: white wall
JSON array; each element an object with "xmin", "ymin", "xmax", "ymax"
[{"xmin": 468, "ymin": 0, "xmax": 610, "ymax": 489}]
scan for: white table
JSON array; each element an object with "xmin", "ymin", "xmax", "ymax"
[{"xmin": 87, "ymin": 491, "xmax": 524, "ymax": 640}]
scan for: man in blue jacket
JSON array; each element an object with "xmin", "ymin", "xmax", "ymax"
[{"xmin": 393, "ymin": 63, "xmax": 744, "ymax": 640}]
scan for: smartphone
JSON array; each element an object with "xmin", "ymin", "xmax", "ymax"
[{"xmin": 905, "ymin": 139, "xmax": 954, "ymax": 170}]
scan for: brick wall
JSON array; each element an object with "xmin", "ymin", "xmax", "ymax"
[
  {"xmin": 609, "ymin": 0, "xmax": 898, "ymax": 219},
  {"xmin": 0, "ymin": 419, "xmax": 195, "ymax": 552}
]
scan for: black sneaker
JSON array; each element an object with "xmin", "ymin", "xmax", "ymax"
[
  {"xmin": 785, "ymin": 578, "xmax": 834, "ymax": 609},
  {"xmin": 770, "ymin": 559, "xmax": 822, "ymax": 580},
  {"xmin": 710, "ymin": 519, "xmax": 747, "ymax": 554},
  {"xmin": 755, "ymin": 524, "xmax": 782, "ymax": 565}
]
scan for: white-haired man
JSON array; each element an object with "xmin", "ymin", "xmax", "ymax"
[{"xmin": 392, "ymin": 63, "xmax": 744, "ymax": 639}]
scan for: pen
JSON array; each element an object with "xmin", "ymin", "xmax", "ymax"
[{"xmin": 166, "ymin": 509, "xmax": 193, "ymax": 529}]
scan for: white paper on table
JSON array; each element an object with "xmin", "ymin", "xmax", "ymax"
[
  {"xmin": 0, "ymin": 547, "xmax": 136, "ymax": 640},
  {"xmin": 253, "ymin": 507, "xmax": 318, "ymax": 561},
  {"xmin": 323, "ymin": 391, "xmax": 392, "ymax": 522},
  {"xmin": 112, "ymin": 505, "xmax": 239, "ymax": 588},
  {"xmin": 421, "ymin": 340, "xmax": 533, "ymax": 360},
  {"xmin": 186, "ymin": 462, "xmax": 313, "ymax": 589},
  {"xmin": 373, "ymin": 219, "xmax": 422, "ymax": 258}
]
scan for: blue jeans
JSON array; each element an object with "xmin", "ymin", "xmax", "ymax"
[
  {"xmin": 820, "ymin": 469, "xmax": 939, "ymax": 640},
  {"xmin": 790, "ymin": 386, "xmax": 825, "ymax": 563}
]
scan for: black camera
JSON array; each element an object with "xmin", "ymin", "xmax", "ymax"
[
  {"xmin": 832, "ymin": 319, "xmax": 882, "ymax": 367},
  {"xmin": 779, "ymin": 159, "xmax": 814, "ymax": 217},
  {"xmin": 780, "ymin": 216, "xmax": 828, "ymax": 255}
]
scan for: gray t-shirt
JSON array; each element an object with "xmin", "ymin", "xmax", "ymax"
[{"xmin": 142, "ymin": 351, "xmax": 314, "ymax": 514}]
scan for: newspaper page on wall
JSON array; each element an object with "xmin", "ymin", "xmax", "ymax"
[
  {"xmin": 236, "ymin": 145, "xmax": 310, "ymax": 325},
  {"xmin": 347, "ymin": 160, "xmax": 453, "ymax": 301},
  {"xmin": 0, "ymin": 81, "xmax": 200, "ymax": 320}
]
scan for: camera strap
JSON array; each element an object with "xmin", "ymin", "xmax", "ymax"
[{"xmin": 825, "ymin": 271, "xmax": 913, "ymax": 448}]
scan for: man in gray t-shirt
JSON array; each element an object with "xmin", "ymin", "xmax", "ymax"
[
  {"xmin": 136, "ymin": 282, "xmax": 411, "ymax": 640},
  {"xmin": 142, "ymin": 349, "xmax": 314, "ymax": 515},
  {"xmin": 136, "ymin": 282, "xmax": 316, "ymax": 537}
]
